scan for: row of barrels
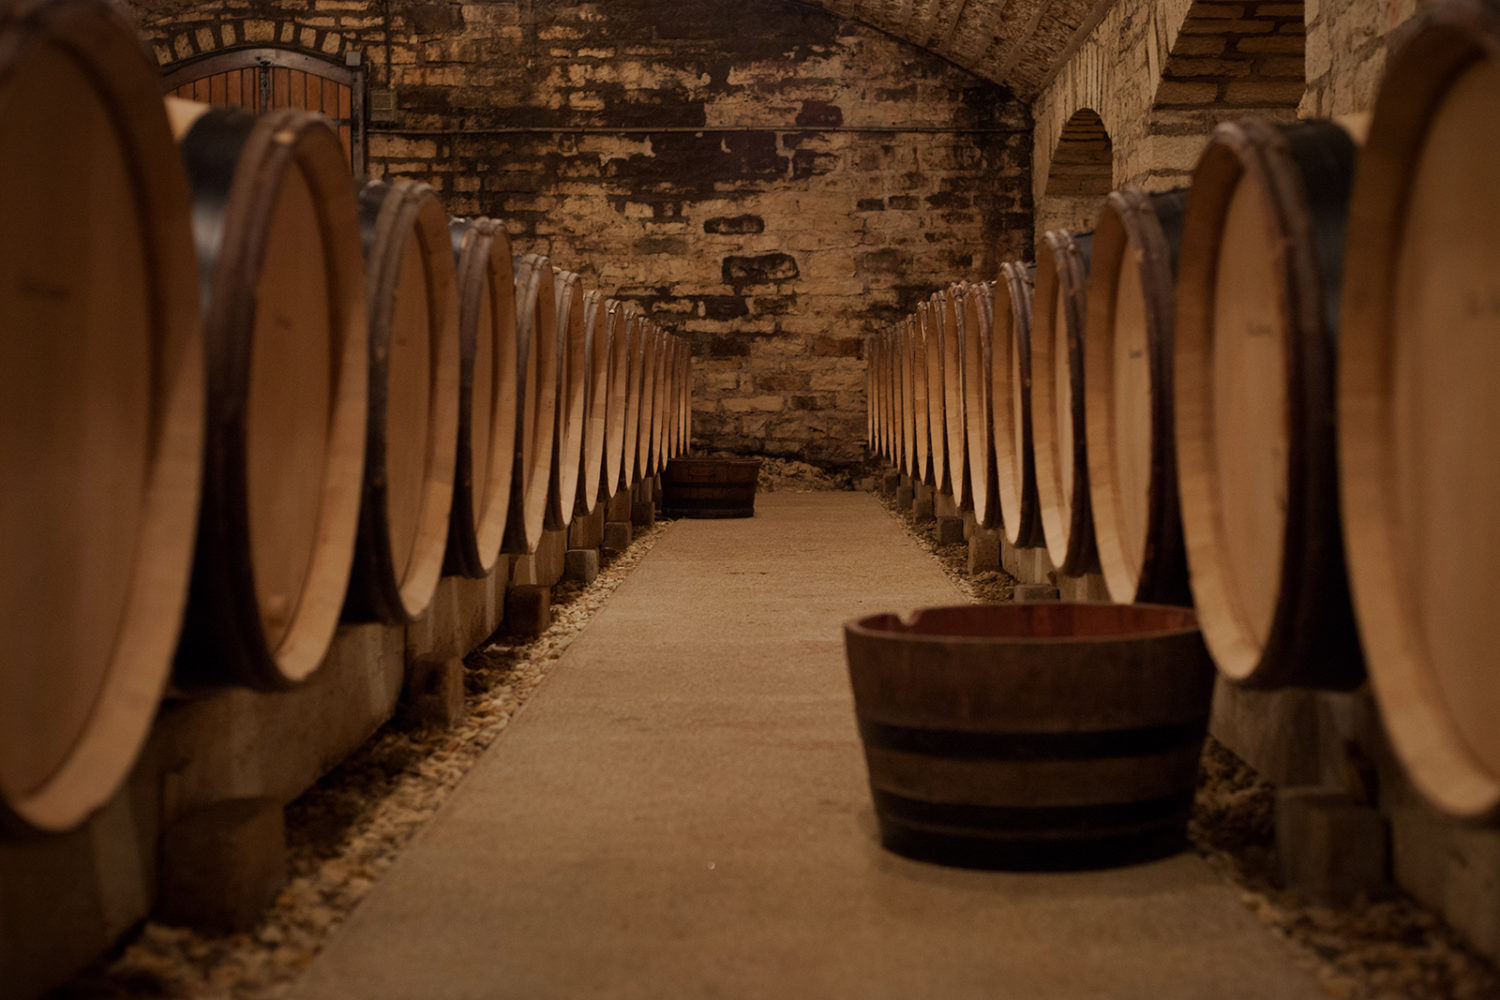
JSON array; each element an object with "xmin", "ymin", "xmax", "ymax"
[
  {"xmin": 0, "ymin": 0, "xmax": 691, "ymax": 833},
  {"xmin": 866, "ymin": 0, "xmax": 1500, "ymax": 822}
]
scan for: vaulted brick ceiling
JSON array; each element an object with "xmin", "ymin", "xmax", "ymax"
[{"xmin": 801, "ymin": 0, "xmax": 1110, "ymax": 98}]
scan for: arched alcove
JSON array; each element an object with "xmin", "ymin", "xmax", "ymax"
[{"xmin": 1037, "ymin": 108, "xmax": 1113, "ymax": 238}]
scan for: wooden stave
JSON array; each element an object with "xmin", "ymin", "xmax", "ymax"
[
  {"xmin": 545, "ymin": 270, "xmax": 586, "ymax": 530},
  {"xmin": 600, "ymin": 300, "xmax": 630, "ymax": 501},
  {"xmin": 675, "ymin": 337, "xmax": 691, "ymax": 459},
  {"xmin": 921, "ymin": 297, "xmax": 949, "ymax": 491},
  {"xmin": 345, "ymin": 179, "xmax": 459, "ymax": 625},
  {"xmin": 1177, "ymin": 117, "xmax": 1365, "ymax": 690},
  {"xmin": 1084, "ymin": 187, "xmax": 1192, "ymax": 606},
  {"xmin": 1338, "ymin": 0, "xmax": 1500, "ymax": 818},
  {"xmin": 0, "ymin": 0, "xmax": 204, "ymax": 832},
  {"xmin": 619, "ymin": 310, "xmax": 645, "ymax": 491},
  {"xmin": 942, "ymin": 283, "xmax": 971, "ymax": 509},
  {"xmin": 445, "ymin": 217, "xmax": 518, "ymax": 579},
  {"xmin": 1031, "ymin": 230, "xmax": 1099, "ymax": 575},
  {"xmin": 992, "ymin": 261, "xmax": 1044, "ymax": 549},
  {"xmin": 844, "ymin": 603, "xmax": 1214, "ymax": 869},
  {"xmin": 651, "ymin": 328, "xmax": 673, "ymax": 475},
  {"xmin": 635, "ymin": 320, "xmax": 660, "ymax": 483},
  {"xmin": 963, "ymin": 283, "xmax": 1001, "ymax": 529},
  {"xmin": 170, "ymin": 105, "xmax": 368, "ymax": 687},
  {"xmin": 500, "ymin": 254, "xmax": 556, "ymax": 555},
  {"xmin": 909, "ymin": 312, "xmax": 932, "ymax": 484},
  {"xmin": 662, "ymin": 335, "xmax": 680, "ymax": 465},
  {"xmin": 574, "ymin": 288, "xmax": 608, "ymax": 517},
  {"xmin": 889, "ymin": 324, "xmax": 907, "ymax": 476}
]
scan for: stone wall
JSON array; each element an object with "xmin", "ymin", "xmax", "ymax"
[
  {"xmin": 1032, "ymin": 0, "xmax": 1304, "ymax": 238},
  {"xmin": 129, "ymin": 0, "xmax": 1033, "ymax": 467}
]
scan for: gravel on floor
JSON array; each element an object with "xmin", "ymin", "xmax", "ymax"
[{"xmin": 57, "ymin": 520, "xmax": 672, "ymax": 1000}]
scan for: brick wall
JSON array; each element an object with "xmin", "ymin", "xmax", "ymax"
[{"xmin": 129, "ymin": 0, "xmax": 1033, "ymax": 467}]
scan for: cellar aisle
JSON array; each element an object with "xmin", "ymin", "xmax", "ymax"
[{"xmin": 287, "ymin": 492, "xmax": 1320, "ymax": 1000}]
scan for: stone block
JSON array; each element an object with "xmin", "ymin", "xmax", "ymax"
[
  {"xmin": 880, "ymin": 471, "xmax": 901, "ymax": 494},
  {"xmin": 968, "ymin": 529, "xmax": 1001, "ymax": 575},
  {"xmin": 157, "ymin": 798, "xmax": 286, "ymax": 933},
  {"xmin": 505, "ymin": 586, "xmax": 552, "ymax": 637},
  {"xmin": 402, "ymin": 657, "xmax": 466, "ymax": 730},
  {"xmin": 564, "ymin": 548, "xmax": 600, "ymax": 583},
  {"xmin": 896, "ymin": 484, "xmax": 915, "ymax": 509},
  {"xmin": 1013, "ymin": 583, "xmax": 1060, "ymax": 603},
  {"xmin": 602, "ymin": 520, "xmax": 633, "ymax": 553},
  {"xmin": 934, "ymin": 515, "xmax": 965, "ymax": 545},
  {"xmin": 934, "ymin": 491, "xmax": 958, "ymax": 518},
  {"xmin": 632, "ymin": 501, "xmax": 657, "ymax": 528},
  {"xmin": 1277, "ymin": 788, "xmax": 1389, "ymax": 905}
]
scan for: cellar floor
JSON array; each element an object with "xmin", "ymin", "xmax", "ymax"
[{"xmin": 285, "ymin": 492, "xmax": 1321, "ymax": 1000}]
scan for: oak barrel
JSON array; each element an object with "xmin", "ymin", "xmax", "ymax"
[
  {"xmin": 652, "ymin": 330, "xmax": 674, "ymax": 474},
  {"xmin": 345, "ymin": 179, "xmax": 460, "ymax": 623},
  {"xmin": 546, "ymin": 269, "xmax": 586, "ymax": 529},
  {"xmin": 600, "ymin": 300, "xmax": 630, "ymax": 500},
  {"xmin": 1177, "ymin": 116, "xmax": 1365, "ymax": 689},
  {"xmin": 575, "ymin": 288, "xmax": 608, "ymax": 516},
  {"xmin": 903, "ymin": 316, "xmax": 925, "ymax": 481},
  {"xmin": 168, "ymin": 102, "xmax": 368, "ymax": 685},
  {"xmin": 844, "ymin": 603, "xmax": 1214, "ymax": 870},
  {"xmin": 921, "ymin": 297, "xmax": 949, "ymax": 492},
  {"xmin": 941, "ymin": 284, "xmax": 970, "ymax": 508},
  {"xmin": 1085, "ymin": 187, "xmax": 1191, "ymax": 606},
  {"xmin": 635, "ymin": 320, "xmax": 661, "ymax": 482},
  {"xmin": 501, "ymin": 253, "xmax": 557, "ymax": 555},
  {"xmin": 1339, "ymin": 0, "xmax": 1500, "ymax": 817},
  {"xmin": 962, "ymin": 283, "xmax": 1000, "ymax": 528},
  {"xmin": 0, "ymin": 0, "xmax": 203, "ymax": 831},
  {"xmin": 990, "ymin": 262, "xmax": 1043, "ymax": 548},
  {"xmin": 1031, "ymin": 230, "xmax": 1098, "ymax": 573},
  {"xmin": 662, "ymin": 458, "xmax": 762, "ymax": 518},
  {"xmin": 446, "ymin": 217, "xmax": 517, "ymax": 578},
  {"xmin": 619, "ymin": 310, "xmax": 645, "ymax": 490}
]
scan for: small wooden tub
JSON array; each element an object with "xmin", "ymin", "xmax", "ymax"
[
  {"xmin": 661, "ymin": 458, "xmax": 762, "ymax": 518},
  {"xmin": 844, "ymin": 603, "xmax": 1213, "ymax": 870}
]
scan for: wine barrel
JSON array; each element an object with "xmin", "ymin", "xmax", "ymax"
[
  {"xmin": 1177, "ymin": 117, "xmax": 1365, "ymax": 689},
  {"xmin": 345, "ymin": 179, "xmax": 459, "ymax": 623},
  {"xmin": 662, "ymin": 458, "xmax": 762, "ymax": 518},
  {"xmin": 922, "ymin": 296, "xmax": 949, "ymax": 492},
  {"xmin": 0, "ymin": 0, "xmax": 203, "ymax": 832},
  {"xmin": 547, "ymin": 269, "xmax": 586, "ymax": 529},
  {"xmin": 168, "ymin": 102, "xmax": 368, "ymax": 686},
  {"xmin": 877, "ymin": 330, "xmax": 893, "ymax": 464},
  {"xmin": 575, "ymin": 288, "xmax": 608, "ymax": 516},
  {"xmin": 1339, "ymin": 0, "xmax": 1500, "ymax": 818},
  {"xmin": 941, "ymin": 283, "xmax": 971, "ymax": 509},
  {"xmin": 636, "ymin": 320, "xmax": 660, "ymax": 482},
  {"xmin": 501, "ymin": 253, "xmax": 557, "ymax": 555},
  {"xmin": 671, "ymin": 337, "xmax": 689, "ymax": 460},
  {"xmin": 889, "ymin": 324, "xmax": 907, "ymax": 476},
  {"xmin": 991, "ymin": 262, "xmax": 1044, "ymax": 549},
  {"xmin": 1085, "ymin": 187, "xmax": 1191, "ymax": 606},
  {"xmin": 600, "ymin": 300, "xmax": 630, "ymax": 500},
  {"xmin": 680, "ymin": 339, "xmax": 693, "ymax": 456},
  {"xmin": 844, "ymin": 603, "xmax": 1214, "ymax": 870},
  {"xmin": 618, "ymin": 310, "xmax": 644, "ymax": 490},
  {"xmin": 657, "ymin": 326, "xmax": 681, "ymax": 470},
  {"xmin": 866, "ymin": 334, "xmax": 878, "ymax": 453},
  {"xmin": 1031, "ymin": 230, "xmax": 1098, "ymax": 574},
  {"xmin": 446, "ymin": 217, "xmax": 518, "ymax": 578},
  {"xmin": 962, "ymin": 282, "xmax": 1001, "ymax": 529}
]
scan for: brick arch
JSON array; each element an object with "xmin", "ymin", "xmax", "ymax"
[
  {"xmin": 148, "ymin": 19, "xmax": 356, "ymax": 71},
  {"xmin": 1036, "ymin": 108, "xmax": 1113, "ymax": 239},
  {"xmin": 1139, "ymin": 0, "xmax": 1305, "ymax": 189}
]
